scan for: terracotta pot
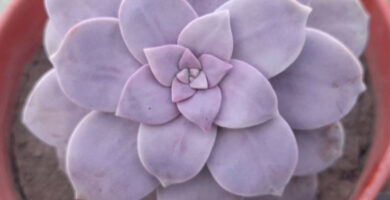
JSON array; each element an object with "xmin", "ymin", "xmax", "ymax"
[{"xmin": 0, "ymin": 0, "xmax": 388, "ymax": 199}]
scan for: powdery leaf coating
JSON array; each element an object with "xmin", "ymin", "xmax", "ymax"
[
  {"xmin": 271, "ymin": 28, "xmax": 365, "ymax": 130},
  {"xmin": 186, "ymin": 0, "xmax": 228, "ymax": 16},
  {"xmin": 249, "ymin": 175, "xmax": 318, "ymax": 200},
  {"xmin": 52, "ymin": 18, "xmax": 140, "ymax": 112},
  {"xmin": 308, "ymin": 0, "xmax": 369, "ymax": 56},
  {"xmin": 43, "ymin": 21, "xmax": 64, "ymax": 56},
  {"xmin": 178, "ymin": 11, "xmax": 233, "ymax": 61},
  {"xmin": 179, "ymin": 49, "xmax": 202, "ymax": 70},
  {"xmin": 138, "ymin": 116, "xmax": 217, "ymax": 187},
  {"xmin": 119, "ymin": 0, "xmax": 197, "ymax": 63},
  {"xmin": 200, "ymin": 54, "xmax": 233, "ymax": 88},
  {"xmin": 67, "ymin": 112, "xmax": 159, "ymax": 200},
  {"xmin": 117, "ymin": 65, "xmax": 179, "ymax": 125},
  {"xmin": 215, "ymin": 60, "xmax": 277, "ymax": 129},
  {"xmin": 177, "ymin": 87, "xmax": 222, "ymax": 131},
  {"xmin": 294, "ymin": 122, "xmax": 345, "ymax": 176},
  {"xmin": 23, "ymin": 69, "xmax": 89, "ymax": 148},
  {"xmin": 171, "ymin": 78, "xmax": 196, "ymax": 103},
  {"xmin": 157, "ymin": 169, "xmax": 242, "ymax": 200},
  {"xmin": 44, "ymin": 0, "xmax": 122, "ymax": 36},
  {"xmin": 217, "ymin": 0, "xmax": 311, "ymax": 78},
  {"xmin": 208, "ymin": 116, "xmax": 298, "ymax": 197},
  {"xmin": 144, "ymin": 45, "xmax": 186, "ymax": 87}
]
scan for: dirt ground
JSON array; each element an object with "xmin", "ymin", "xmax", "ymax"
[{"xmin": 10, "ymin": 49, "xmax": 376, "ymax": 200}]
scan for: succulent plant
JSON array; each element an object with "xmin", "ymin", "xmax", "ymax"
[{"xmin": 23, "ymin": 0, "xmax": 369, "ymax": 199}]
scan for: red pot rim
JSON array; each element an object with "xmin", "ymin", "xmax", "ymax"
[{"xmin": 0, "ymin": 0, "xmax": 389, "ymax": 200}]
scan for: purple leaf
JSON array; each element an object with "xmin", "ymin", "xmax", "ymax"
[
  {"xmin": 52, "ymin": 18, "xmax": 140, "ymax": 112},
  {"xmin": 43, "ymin": 21, "xmax": 64, "ymax": 56},
  {"xmin": 216, "ymin": 0, "xmax": 311, "ymax": 78},
  {"xmin": 270, "ymin": 28, "xmax": 365, "ymax": 130},
  {"xmin": 178, "ymin": 11, "xmax": 233, "ymax": 61},
  {"xmin": 67, "ymin": 112, "xmax": 158, "ymax": 200},
  {"xmin": 215, "ymin": 60, "xmax": 277, "ymax": 129},
  {"xmin": 308, "ymin": 0, "xmax": 369, "ymax": 56},
  {"xmin": 171, "ymin": 78, "xmax": 196, "ymax": 103},
  {"xmin": 119, "ymin": 0, "xmax": 197, "ymax": 63},
  {"xmin": 294, "ymin": 122, "xmax": 345, "ymax": 176},
  {"xmin": 189, "ymin": 71, "xmax": 208, "ymax": 89},
  {"xmin": 138, "ymin": 116, "xmax": 217, "ymax": 186},
  {"xmin": 179, "ymin": 49, "xmax": 202, "ymax": 70},
  {"xmin": 200, "ymin": 54, "xmax": 232, "ymax": 88},
  {"xmin": 177, "ymin": 87, "xmax": 222, "ymax": 131},
  {"xmin": 208, "ymin": 115, "xmax": 298, "ymax": 197},
  {"xmin": 117, "ymin": 65, "xmax": 179, "ymax": 125},
  {"xmin": 186, "ymin": 0, "xmax": 228, "ymax": 16}
]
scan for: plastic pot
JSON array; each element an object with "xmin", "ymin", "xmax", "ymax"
[{"xmin": 0, "ymin": 0, "xmax": 388, "ymax": 199}]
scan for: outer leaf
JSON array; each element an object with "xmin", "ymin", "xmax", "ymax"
[
  {"xmin": 117, "ymin": 65, "xmax": 179, "ymax": 125},
  {"xmin": 43, "ymin": 21, "xmax": 64, "ymax": 56},
  {"xmin": 138, "ymin": 117, "xmax": 217, "ymax": 186},
  {"xmin": 119, "ymin": 0, "xmax": 197, "ymax": 63},
  {"xmin": 52, "ymin": 18, "xmax": 140, "ymax": 112},
  {"xmin": 157, "ymin": 169, "xmax": 242, "ymax": 200},
  {"xmin": 208, "ymin": 116, "xmax": 298, "ymax": 197},
  {"xmin": 23, "ymin": 69, "xmax": 89, "ymax": 148},
  {"xmin": 294, "ymin": 122, "xmax": 345, "ymax": 176},
  {"xmin": 186, "ymin": 0, "xmax": 228, "ymax": 16},
  {"xmin": 178, "ymin": 11, "xmax": 233, "ymax": 61},
  {"xmin": 216, "ymin": 0, "xmax": 311, "ymax": 78},
  {"xmin": 270, "ymin": 28, "xmax": 365, "ymax": 130},
  {"xmin": 67, "ymin": 112, "xmax": 159, "ymax": 200},
  {"xmin": 215, "ymin": 60, "xmax": 277, "ymax": 129},
  {"xmin": 308, "ymin": 0, "xmax": 369, "ymax": 56}
]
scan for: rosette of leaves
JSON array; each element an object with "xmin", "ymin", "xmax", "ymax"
[{"xmin": 23, "ymin": 0, "xmax": 369, "ymax": 199}]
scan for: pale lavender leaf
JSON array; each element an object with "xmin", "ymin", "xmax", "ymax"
[
  {"xmin": 177, "ymin": 87, "xmax": 222, "ymax": 131},
  {"xmin": 119, "ymin": 0, "xmax": 197, "ymax": 63},
  {"xmin": 117, "ymin": 65, "xmax": 179, "ymax": 125},
  {"xmin": 200, "ymin": 54, "xmax": 233, "ymax": 88},
  {"xmin": 216, "ymin": 0, "xmax": 311, "ymax": 78},
  {"xmin": 215, "ymin": 60, "xmax": 277, "ymax": 129},
  {"xmin": 249, "ymin": 175, "xmax": 318, "ymax": 200},
  {"xmin": 308, "ymin": 0, "xmax": 369, "ymax": 56},
  {"xmin": 189, "ymin": 71, "xmax": 208, "ymax": 89},
  {"xmin": 297, "ymin": 0, "xmax": 312, "ymax": 6},
  {"xmin": 157, "ymin": 169, "xmax": 242, "ymax": 200},
  {"xmin": 294, "ymin": 122, "xmax": 345, "ymax": 176},
  {"xmin": 171, "ymin": 78, "xmax": 196, "ymax": 103},
  {"xmin": 176, "ymin": 69, "xmax": 190, "ymax": 84},
  {"xmin": 44, "ymin": 20, "xmax": 64, "ymax": 56},
  {"xmin": 178, "ymin": 11, "xmax": 233, "ymax": 61},
  {"xmin": 67, "ymin": 112, "xmax": 159, "ymax": 200},
  {"xmin": 138, "ymin": 116, "xmax": 217, "ymax": 186},
  {"xmin": 144, "ymin": 45, "xmax": 185, "ymax": 87},
  {"xmin": 179, "ymin": 49, "xmax": 202, "ymax": 70},
  {"xmin": 52, "ymin": 18, "xmax": 140, "ymax": 112},
  {"xmin": 208, "ymin": 115, "xmax": 298, "ymax": 197},
  {"xmin": 186, "ymin": 0, "xmax": 228, "ymax": 16},
  {"xmin": 270, "ymin": 28, "xmax": 365, "ymax": 130},
  {"xmin": 23, "ymin": 69, "xmax": 89, "ymax": 148},
  {"xmin": 45, "ymin": 0, "xmax": 122, "ymax": 36}
]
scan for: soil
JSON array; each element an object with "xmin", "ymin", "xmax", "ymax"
[{"xmin": 10, "ymin": 49, "xmax": 376, "ymax": 200}]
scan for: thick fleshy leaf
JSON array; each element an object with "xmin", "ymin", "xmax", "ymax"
[
  {"xmin": 177, "ymin": 87, "xmax": 222, "ymax": 131},
  {"xmin": 119, "ymin": 0, "xmax": 197, "ymax": 63},
  {"xmin": 186, "ymin": 0, "xmax": 228, "ymax": 16},
  {"xmin": 117, "ymin": 65, "xmax": 179, "ymax": 125},
  {"xmin": 157, "ymin": 169, "xmax": 242, "ymax": 200},
  {"xmin": 179, "ymin": 49, "xmax": 202, "ymax": 70},
  {"xmin": 144, "ymin": 45, "xmax": 185, "ymax": 87},
  {"xmin": 200, "ymin": 54, "xmax": 232, "ymax": 88},
  {"xmin": 270, "ymin": 28, "xmax": 365, "ymax": 130},
  {"xmin": 216, "ymin": 0, "xmax": 311, "ymax": 78},
  {"xmin": 189, "ymin": 71, "xmax": 208, "ymax": 89},
  {"xmin": 52, "ymin": 18, "xmax": 140, "ymax": 112},
  {"xmin": 294, "ymin": 122, "xmax": 345, "ymax": 176},
  {"xmin": 208, "ymin": 116, "xmax": 298, "ymax": 197},
  {"xmin": 178, "ymin": 11, "xmax": 233, "ymax": 61},
  {"xmin": 172, "ymin": 79, "xmax": 196, "ymax": 103},
  {"xmin": 43, "ymin": 21, "xmax": 64, "ymax": 56},
  {"xmin": 297, "ymin": 0, "xmax": 312, "ymax": 6},
  {"xmin": 249, "ymin": 176, "xmax": 318, "ymax": 200},
  {"xmin": 45, "ymin": 0, "xmax": 122, "ymax": 36},
  {"xmin": 308, "ymin": 0, "xmax": 369, "ymax": 56},
  {"xmin": 138, "ymin": 116, "xmax": 217, "ymax": 186},
  {"xmin": 176, "ymin": 69, "xmax": 190, "ymax": 84},
  {"xmin": 23, "ymin": 69, "xmax": 89, "ymax": 148},
  {"xmin": 215, "ymin": 60, "xmax": 277, "ymax": 129},
  {"xmin": 67, "ymin": 112, "xmax": 159, "ymax": 200}
]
